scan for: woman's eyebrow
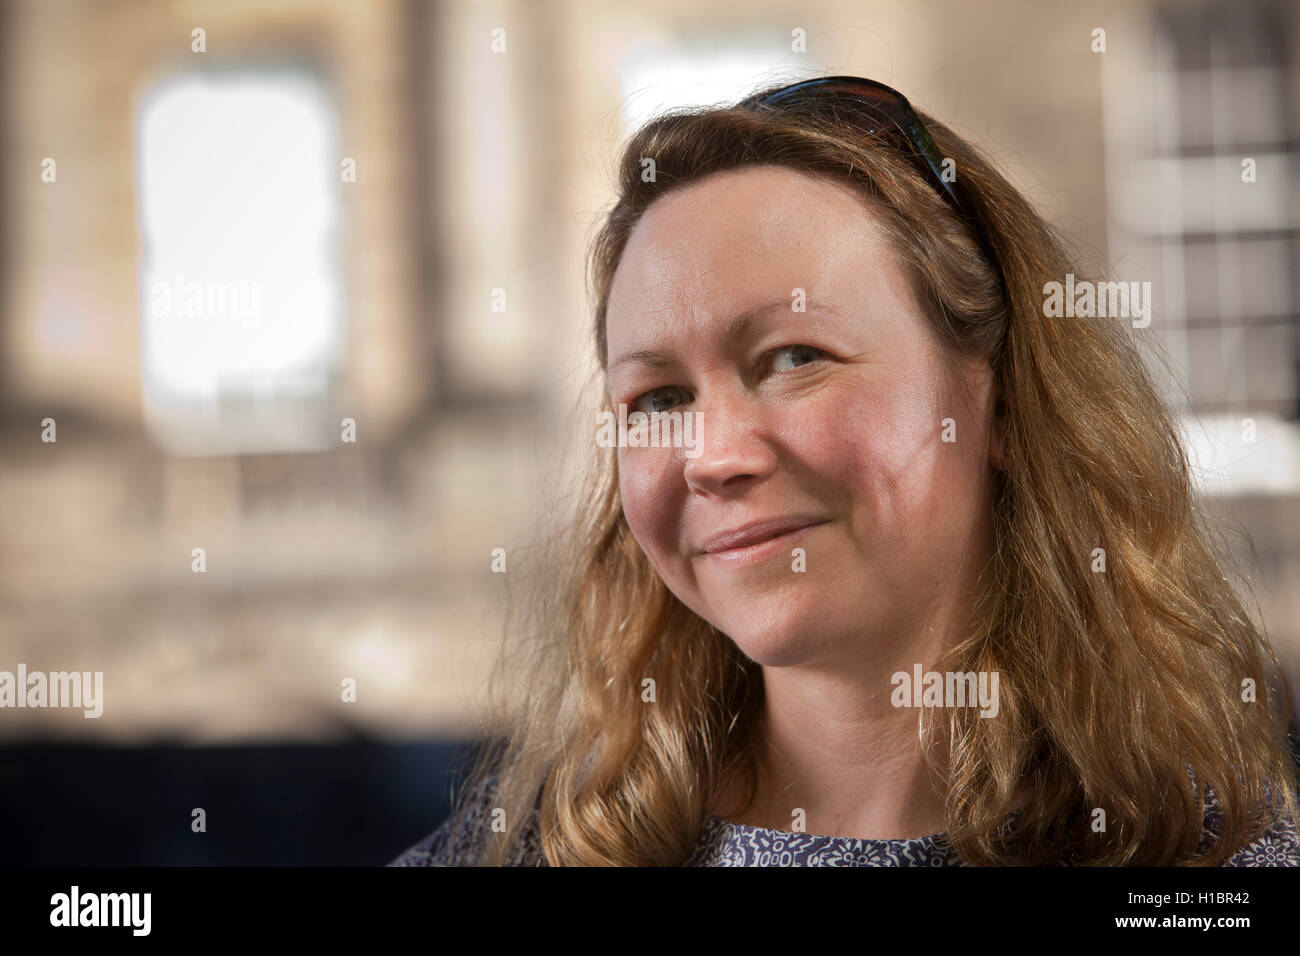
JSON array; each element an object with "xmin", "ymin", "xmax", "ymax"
[{"xmin": 608, "ymin": 296, "xmax": 841, "ymax": 371}]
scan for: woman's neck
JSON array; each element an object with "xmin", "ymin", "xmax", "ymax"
[{"xmin": 706, "ymin": 668, "xmax": 1032, "ymax": 841}]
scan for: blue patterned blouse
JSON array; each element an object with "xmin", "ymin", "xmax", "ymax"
[{"xmin": 388, "ymin": 774, "xmax": 1300, "ymax": 867}]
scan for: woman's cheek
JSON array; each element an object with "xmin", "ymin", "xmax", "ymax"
[
  {"xmin": 785, "ymin": 386, "xmax": 897, "ymax": 481},
  {"xmin": 618, "ymin": 451, "xmax": 684, "ymax": 568}
]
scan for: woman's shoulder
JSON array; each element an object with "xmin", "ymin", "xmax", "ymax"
[
  {"xmin": 387, "ymin": 772, "xmax": 546, "ymax": 867},
  {"xmin": 1208, "ymin": 792, "xmax": 1300, "ymax": 867}
]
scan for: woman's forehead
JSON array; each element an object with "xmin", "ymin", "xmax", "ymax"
[
  {"xmin": 604, "ymin": 175, "xmax": 904, "ymax": 357},
  {"xmin": 619, "ymin": 166, "xmax": 884, "ymax": 270}
]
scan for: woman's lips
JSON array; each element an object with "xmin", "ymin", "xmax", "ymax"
[{"xmin": 700, "ymin": 519, "xmax": 829, "ymax": 566}]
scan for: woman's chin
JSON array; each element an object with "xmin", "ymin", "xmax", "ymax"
[{"xmin": 720, "ymin": 623, "xmax": 836, "ymax": 669}]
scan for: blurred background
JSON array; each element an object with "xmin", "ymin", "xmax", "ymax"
[{"xmin": 0, "ymin": 0, "xmax": 1297, "ymax": 864}]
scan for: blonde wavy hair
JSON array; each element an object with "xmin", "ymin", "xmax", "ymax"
[{"xmin": 452, "ymin": 78, "xmax": 1299, "ymax": 866}]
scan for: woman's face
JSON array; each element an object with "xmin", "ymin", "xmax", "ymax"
[{"xmin": 604, "ymin": 165, "xmax": 1002, "ymax": 670}]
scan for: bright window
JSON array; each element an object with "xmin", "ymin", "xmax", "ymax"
[{"xmin": 138, "ymin": 69, "xmax": 342, "ymax": 455}]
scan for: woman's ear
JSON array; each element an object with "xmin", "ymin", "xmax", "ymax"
[{"xmin": 988, "ymin": 395, "xmax": 1006, "ymax": 471}]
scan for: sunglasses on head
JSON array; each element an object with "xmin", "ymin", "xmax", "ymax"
[{"xmin": 739, "ymin": 76, "xmax": 1005, "ymax": 291}]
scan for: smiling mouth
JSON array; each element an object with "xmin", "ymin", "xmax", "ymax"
[{"xmin": 700, "ymin": 518, "xmax": 830, "ymax": 562}]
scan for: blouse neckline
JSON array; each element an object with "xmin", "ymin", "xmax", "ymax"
[
  {"xmin": 701, "ymin": 805, "xmax": 1029, "ymax": 845},
  {"xmin": 701, "ymin": 812, "xmax": 948, "ymax": 845}
]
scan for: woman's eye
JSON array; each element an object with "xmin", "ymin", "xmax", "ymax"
[
  {"xmin": 626, "ymin": 349, "xmax": 825, "ymax": 411},
  {"xmin": 632, "ymin": 385, "xmax": 689, "ymax": 414},
  {"xmin": 770, "ymin": 345, "xmax": 827, "ymax": 372}
]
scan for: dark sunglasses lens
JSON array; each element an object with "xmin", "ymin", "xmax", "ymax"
[{"xmin": 749, "ymin": 82, "xmax": 908, "ymax": 138}]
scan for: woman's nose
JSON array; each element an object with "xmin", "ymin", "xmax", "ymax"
[{"xmin": 681, "ymin": 394, "xmax": 777, "ymax": 497}]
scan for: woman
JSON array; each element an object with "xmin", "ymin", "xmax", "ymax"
[{"xmin": 392, "ymin": 76, "xmax": 1300, "ymax": 866}]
